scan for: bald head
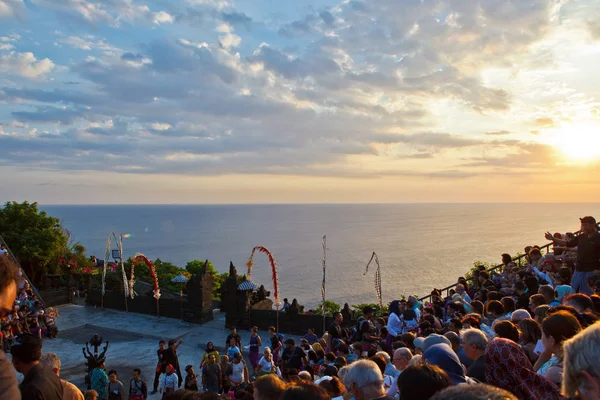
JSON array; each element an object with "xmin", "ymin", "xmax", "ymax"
[{"xmin": 393, "ymin": 348, "xmax": 413, "ymax": 372}]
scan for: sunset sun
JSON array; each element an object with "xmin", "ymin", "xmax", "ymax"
[{"xmin": 554, "ymin": 125, "xmax": 600, "ymax": 161}]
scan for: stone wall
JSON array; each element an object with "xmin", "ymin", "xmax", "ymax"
[
  {"xmin": 39, "ymin": 288, "xmax": 72, "ymax": 307},
  {"xmin": 86, "ymin": 262, "xmax": 214, "ymax": 324},
  {"xmin": 247, "ymin": 310, "xmax": 331, "ymax": 336},
  {"xmin": 247, "ymin": 309, "xmax": 358, "ymax": 336},
  {"xmin": 86, "ymin": 290, "xmax": 214, "ymax": 323}
]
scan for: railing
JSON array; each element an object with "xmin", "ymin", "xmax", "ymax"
[
  {"xmin": 0, "ymin": 233, "xmax": 45, "ymax": 306},
  {"xmin": 417, "ymin": 223, "xmax": 598, "ymax": 304}
]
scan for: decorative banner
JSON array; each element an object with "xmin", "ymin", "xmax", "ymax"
[
  {"xmin": 364, "ymin": 251, "xmax": 383, "ymax": 310},
  {"xmin": 246, "ymin": 246, "xmax": 280, "ymax": 307},
  {"xmin": 132, "ymin": 253, "xmax": 161, "ymax": 301},
  {"xmin": 113, "ymin": 233, "xmax": 129, "ymax": 300},
  {"xmin": 321, "ymin": 235, "xmax": 326, "ymax": 311},
  {"xmin": 129, "ymin": 255, "xmax": 137, "ymax": 299},
  {"xmin": 102, "ymin": 236, "xmax": 112, "ymax": 296}
]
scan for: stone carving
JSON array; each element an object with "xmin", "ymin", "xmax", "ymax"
[{"xmin": 82, "ymin": 334, "xmax": 109, "ymax": 389}]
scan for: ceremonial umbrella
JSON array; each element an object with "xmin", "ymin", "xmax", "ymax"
[
  {"xmin": 171, "ymin": 274, "xmax": 189, "ymax": 321},
  {"xmin": 238, "ymin": 280, "xmax": 258, "ymax": 291}
]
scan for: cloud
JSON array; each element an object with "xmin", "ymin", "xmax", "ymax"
[
  {"xmin": 152, "ymin": 10, "xmax": 174, "ymax": 24},
  {"xmin": 12, "ymin": 106, "xmax": 85, "ymax": 124},
  {"xmin": 371, "ymin": 132, "xmax": 483, "ymax": 148},
  {"xmin": 61, "ymin": 35, "xmax": 118, "ymax": 52},
  {"xmin": 0, "ymin": 0, "xmax": 26, "ymax": 19},
  {"xmin": 588, "ymin": 21, "xmax": 600, "ymax": 40},
  {"xmin": 219, "ymin": 10, "xmax": 252, "ymax": 30},
  {"xmin": 33, "ymin": 0, "xmax": 175, "ymax": 27},
  {"xmin": 0, "ymin": 51, "xmax": 55, "ymax": 79},
  {"xmin": 1, "ymin": 0, "xmax": 597, "ymax": 195},
  {"xmin": 399, "ymin": 152, "xmax": 434, "ymax": 159},
  {"xmin": 534, "ymin": 117, "xmax": 555, "ymax": 126}
]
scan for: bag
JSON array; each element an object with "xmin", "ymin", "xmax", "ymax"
[
  {"xmin": 277, "ymin": 333, "xmax": 284, "ymax": 343},
  {"xmin": 351, "ymin": 318, "xmax": 366, "ymax": 343}
]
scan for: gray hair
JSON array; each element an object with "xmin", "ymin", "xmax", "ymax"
[
  {"xmin": 40, "ymin": 352, "xmax": 61, "ymax": 371},
  {"xmin": 394, "ymin": 348, "xmax": 413, "ymax": 360},
  {"xmin": 408, "ymin": 354, "xmax": 422, "ymax": 366},
  {"xmin": 562, "ymin": 321, "xmax": 600, "ymax": 396},
  {"xmin": 461, "ymin": 328, "xmax": 488, "ymax": 350},
  {"xmin": 343, "ymin": 359, "xmax": 383, "ymax": 390},
  {"xmin": 376, "ymin": 351, "xmax": 391, "ymax": 364},
  {"xmin": 298, "ymin": 371, "xmax": 312, "ymax": 381}
]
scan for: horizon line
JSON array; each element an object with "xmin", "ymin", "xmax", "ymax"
[{"xmin": 31, "ymin": 201, "xmax": 600, "ymax": 206}]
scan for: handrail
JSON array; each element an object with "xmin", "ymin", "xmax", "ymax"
[
  {"xmin": 418, "ymin": 223, "xmax": 598, "ymax": 303},
  {"xmin": 0, "ymin": 233, "xmax": 45, "ymax": 306}
]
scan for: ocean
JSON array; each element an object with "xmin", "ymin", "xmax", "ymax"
[{"xmin": 42, "ymin": 204, "xmax": 599, "ymax": 308}]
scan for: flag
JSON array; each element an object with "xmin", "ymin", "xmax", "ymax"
[
  {"xmin": 364, "ymin": 251, "xmax": 383, "ymax": 310},
  {"xmin": 321, "ymin": 235, "xmax": 326, "ymax": 312}
]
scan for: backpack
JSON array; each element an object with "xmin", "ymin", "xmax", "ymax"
[
  {"xmin": 277, "ymin": 333, "xmax": 284, "ymax": 343},
  {"xmin": 351, "ymin": 317, "xmax": 367, "ymax": 343}
]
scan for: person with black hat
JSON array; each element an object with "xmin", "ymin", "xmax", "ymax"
[
  {"xmin": 546, "ymin": 216, "xmax": 600, "ymax": 295},
  {"xmin": 281, "ymin": 338, "xmax": 307, "ymax": 372},
  {"xmin": 0, "ymin": 255, "xmax": 21, "ymax": 400},
  {"xmin": 11, "ymin": 333, "xmax": 63, "ymax": 399},
  {"xmin": 163, "ymin": 339, "xmax": 183, "ymax": 388}
]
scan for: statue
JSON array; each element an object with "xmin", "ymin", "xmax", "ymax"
[
  {"xmin": 82, "ymin": 334, "xmax": 110, "ymax": 389},
  {"xmin": 341, "ymin": 303, "xmax": 352, "ymax": 327},
  {"xmin": 288, "ymin": 298, "xmax": 300, "ymax": 316}
]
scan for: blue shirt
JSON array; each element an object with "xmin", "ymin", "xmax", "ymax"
[{"xmin": 302, "ymin": 333, "xmax": 319, "ymax": 344}]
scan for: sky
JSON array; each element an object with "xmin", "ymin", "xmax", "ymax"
[{"xmin": 1, "ymin": 0, "xmax": 600, "ymax": 204}]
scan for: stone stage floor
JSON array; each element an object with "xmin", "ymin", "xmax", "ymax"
[{"xmin": 25, "ymin": 305, "xmax": 300, "ymax": 399}]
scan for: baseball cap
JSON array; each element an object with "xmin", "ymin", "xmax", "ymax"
[
  {"xmin": 413, "ymin": 337, "xmax": 425, "ymax": 351},
  {"xmin": 580, "ymin": 216, "xmax": 597, "ymax": 225}
]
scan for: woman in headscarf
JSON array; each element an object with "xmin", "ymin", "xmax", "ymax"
[
  {"xmin": 160, "ymin": 364, "xmax": 178, "ymax": 399},
  {"xmin": 386, "ymin": 300, "xmax": 402, "ymax": 352},
  {"xmin": 485, "ymin": 338, "xmax": 563, "ymax": 400},
  {"xmin": 200, "ymin": 342, "xmax": 219, "ymax": 368},
  {"xmin": 555, "ymin": 285, "xmax": 574, "ymax": 304},
  {"xmin": 422, "ymin": 343, "xmax": 474, "ymax": 385}
]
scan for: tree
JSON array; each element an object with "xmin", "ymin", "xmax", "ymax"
[
  {"xmin": 0, "ymin": 201, "xmax": 69, "ymax": 284},
  {"xmin": 314, "ymin": 300, "xmax": 341, "ymax": 316},
  {"xmin": 185, "ymin": 259, "xmax": 226, "ymax": 299}
]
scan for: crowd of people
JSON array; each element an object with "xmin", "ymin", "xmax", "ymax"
[
  {"xmin": 0, "ymin": 249, "xmax": 59, "ymax": 353},
  {"xmin": 1, "ymin": 215, "xmax": 600, "ymax": 400}
]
